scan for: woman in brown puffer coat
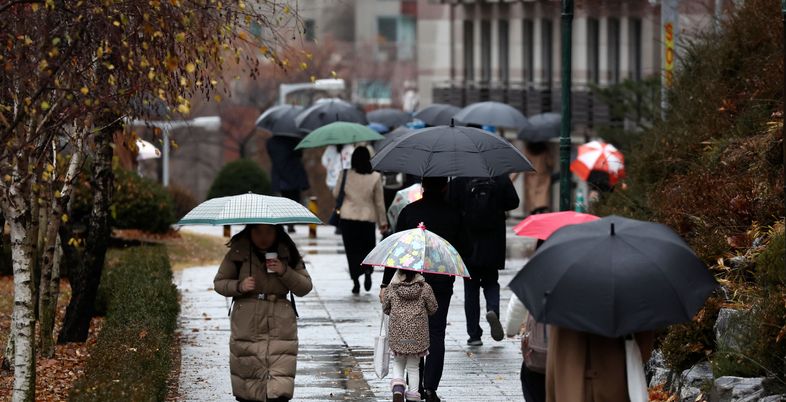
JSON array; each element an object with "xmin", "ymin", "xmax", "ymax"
[{"xmin": 214, "ymin": 224, "xmax": 313, "ymax": 402}]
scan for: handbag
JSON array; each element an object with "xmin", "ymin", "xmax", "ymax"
[
  {"xmin": 328, "ymin": 169, "xmax": 348, "ymax": 227},
  {"xmin": 373, "ymin": 313, "xmax": 390, "ymax": 379}
]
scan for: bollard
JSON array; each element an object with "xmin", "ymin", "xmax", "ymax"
[
  {"xmin": 223, "ymin": 225, "xmax": 231, "ymax": 238},
  {"xmin": 307, "ymin": 196, "xmax": 318, "ymax": 239}
]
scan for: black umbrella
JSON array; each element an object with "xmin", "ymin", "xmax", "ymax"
[
  {"xmin": 294, "ymin": 98, "xmax": 367, "ymax": 133},
  {"xmin": 508, "ymin": 215, "xmax": 718, "ymax": 338},
  {"xmin": 370, "ymin": 121, "xmax": 534, "ymax": 177},
  {"xmin": 256, "ymin": 105, "xmax": 305, "ymax": 138},
  {"xmin": 518, "ymin": 113, "xmax": 561, "ymax": 142},
  {"xmin": 413, "ymin": 104, "xmax": 461, "ymax": 126},
  {"xmin": 367, "ymin": 108, "xmax": 413, "ymax": 130},
  {"xmin": 373, "ymin": 126, "xmax": 412, "ymax": 153},
  {"xmin": 453, "ymin": 101, "xmax": 529, "ymax": 129}
]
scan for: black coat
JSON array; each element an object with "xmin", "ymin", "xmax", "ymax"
[
  {"xmin": 267, "ymin": 136, "xmax": 310, "ymax": 193},
  {"xmin": 449, "ymin": 175, "xmax": 519, "ymax": 271}
]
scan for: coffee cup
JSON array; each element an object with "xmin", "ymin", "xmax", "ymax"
[{"xmin": 265, "ymin": 252, "xmax": 278, "ymax": 273}]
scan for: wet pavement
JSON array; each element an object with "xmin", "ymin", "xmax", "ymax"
[{"xmin": 175, "ymin": 224, "xmax": 534, "ymax": 401}]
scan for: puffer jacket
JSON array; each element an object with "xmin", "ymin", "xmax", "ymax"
[
  {"xmin": 213, "ymin": 236, "xmax": 313, "ymax": 401},
  {"xmin": 382, "ymin": 274, "xmax": 438, "ymax": 355}
]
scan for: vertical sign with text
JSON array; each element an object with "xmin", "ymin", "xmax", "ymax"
[{"xmin": 661, "ymin": 0, "xmax": 679, "ymax": 115}]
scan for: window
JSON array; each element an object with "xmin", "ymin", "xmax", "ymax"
[
  {"xmin": 587, "ymin": 18, "xmax": 599, "ymax": 84},
  {"xmin": 480, "ymin": 20, "xmax": 491, "ymax": 82},
  {"xmin": 608, "ymin": 18, "xmax": 621, "ymax": 84},
  {"xmin": 304, "ymin": 19, "xmax": 315, "ymax": 42},
  {"xmin": 377, "ymin": 17, "xmax": 398, "ymax": 61},
  {"xmin": 629, "ymin": 18, "xmax": 642, "ymax": 81},
  {"xmin": 522, "ymin": 19, "xmax": 534, "ymax": 83},
  {"xmin": 541, "ymin": 19, "xmax": 553, "ymax": 87},
  {"xmin": 498, "ymin": 20, "xmax": 509, "ymax": 83},
  {"xmin": 463, "ymin": 20, "xmax": 474, "ymax": 81}
]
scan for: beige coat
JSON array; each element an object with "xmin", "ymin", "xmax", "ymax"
[
  {"xmin": 524, "ymin": 148, "xmax": 554, "ymax": 213},
  {"xmin": 214, "ymin": 237, "xmax": 313, "ymax": 401},
  {"xmin": 382, "ymin": 274, "xmax": 438, "ymax": 356},
  {"xmin": 333, "ymin": 170, "xmax": 387, "ymax": 227},
  {"xmin": 546, "ymin": 326, "xmax": 655, "ymax": 402}
]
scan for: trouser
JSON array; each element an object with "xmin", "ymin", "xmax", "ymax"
[
  {"xmin": 521, "ymin": 360, "xmax": 546, "ymax": 402},
  {"xmin": 463, "ymin": 267, "xmax": 500, "ymax": 340},
  {"xmin": 393, "ymin": 355, "xmax": 420, "ymax": 392},
  {"xmin": 339, "ymin": 219, "xmax": 376, "ymax": 280},
  {"xmin": 418, "ymin": 278, "xmax": 454, "ymax": 392},
  {"xmin": 280, "ymin": 189, "xmax": 301, "ymax": 204}
]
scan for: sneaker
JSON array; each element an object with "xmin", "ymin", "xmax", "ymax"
[
  {"xmin": 423, "ymin": 389, "xmax": 441, "ymax": 402},
  {"xmin": 392, "ymin": 383, "xmax": 406, "ymax": 402},
  {"xmin": 486, "ymin": 310, "xmax": 504, "ymax": 341},
  {"xmin": 467, "ymin": 338, "xmax": 483, "ymax": 346}
]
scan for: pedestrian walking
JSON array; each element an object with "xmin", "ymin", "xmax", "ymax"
[
  {"xmin": 449, "ymin": 175, "xmax": 519, "ymax": 346},
  {"xmin": 522, "ymin": 141, "xmax": 554, "ymax": 215},
  {"xmin": 379, "ymin": 177, "xmax": 462, "ymax": 402},
  {"xmin": 213, "ymin": 224, "xmax": 313, "ymax": 402},
  {"xmin": 383, "ymin": 270, "xmax": 439, "ymax": 402},
  {"xmin": 267, "ymin": 136, "xmax": 310, "ymax": 233},
  {"xmin": 334, "ymin": 146, "xmax": 388, "ymax": 294},
  {"xmin": 321, "ymin": 143, "xmax": 355, "ymax": 191}
]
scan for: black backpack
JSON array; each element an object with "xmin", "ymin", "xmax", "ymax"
[{"xmin": 462, "ymin": 177, "xmax": 498, "ymax": 230}]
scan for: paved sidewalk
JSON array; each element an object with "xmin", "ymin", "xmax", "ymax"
[{"xmin": 175, "ymin": 225, "xmax": 533, "ymax": 401}]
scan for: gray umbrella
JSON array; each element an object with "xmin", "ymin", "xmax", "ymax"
[
  {"xmin": 413, "ymin": 104, "xmax": 461, "ymax": 126},
  {"xmin": 453, "ymin": 101, "xmax": 529, "ymax": 129},
  {"xmin": 518, "ymin": 113, "xmax": 561, "ymax": 142},
  {"xmin": 370, "ymin": 122, "xmax": 534, "ymax": 177},
  {"xmin": 367, "ymin": 108, "xmax": 413, "ymax": 130},
  {"xmin": 256, "ymin": 105, "xmax": 305, "ymax": 138},
  {"xmin": 295, "ymin": 98, "xmax": 367, "ymax": 133},
  {"xmin": 373, "ymin": 126, "xmax": 413, "ymax": 153}
]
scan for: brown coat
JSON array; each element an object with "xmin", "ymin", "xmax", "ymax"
[
  {"xmin": 524, "ymin": 148, "xmax": 554, "ymax": 213},
  {"xmin": 382, "ymin": 274, "xmax": 438, "ymax": 355},
  {"xmin": 213, "ymin": 237, "xmax": 313, "ymax": 401},
  {"xmin": 546, "ymin": 326, "xmax": 655, "ymax": 402}
]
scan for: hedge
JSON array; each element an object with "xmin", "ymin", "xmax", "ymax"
[{"xmin": 69, "ymin": 246, "xmax": 179, "ymax": 402}]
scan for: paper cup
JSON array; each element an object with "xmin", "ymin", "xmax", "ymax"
[{"xmin": 265, "ymin": 252, "xmax": 278, "ymax": 273}]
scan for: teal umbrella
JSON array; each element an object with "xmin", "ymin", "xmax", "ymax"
[
  {"xmin": 177, "ymin": 193, "xmax": 321, "ymax": 225},
  {"xmin": 294, "ymin": 122, "xmax": 384, "ymax": 150}
]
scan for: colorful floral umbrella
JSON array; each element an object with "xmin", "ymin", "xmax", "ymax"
[
  {"xmin": 513, "ymin": 211, "xmax": 600, "ymax": 240},
  {"xmin": 386, "ymin": 183, "xmax": 422, "ymax": 230},
  {"xmin": 570, "ymin": 140, "xmax": 625, "ymax": 186},
  {"xmin": 362, "ymin": 223, "xmax": 469, "ymax": 278}
]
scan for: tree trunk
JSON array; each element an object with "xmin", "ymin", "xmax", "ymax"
[
  {"xmin": 37, "ymin": 214, "xmax": 60, "ymax": 357},
  {"xmin": 58, "ymin": 123, "xmax": 116, "ymax": 343}
]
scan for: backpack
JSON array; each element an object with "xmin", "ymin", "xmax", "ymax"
[
  {"xmin": 521, "ymin": 314, "xmax": 549, "ymax": 373},
  {"xmin": 462, "ymin": 177, "xmax": 498, "ymax": 229}
]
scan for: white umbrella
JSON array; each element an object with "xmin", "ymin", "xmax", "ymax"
[
  {"xmin": 177, "ymin": 193, "xmax": 322, "ymax": 226},
  {"xmin": 135, "ymin": 139, "xmax": 161, "ymax": 160}
]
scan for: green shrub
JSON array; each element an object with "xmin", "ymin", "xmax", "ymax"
[
  {"xmin": 660, "ymin": 296, "xmax": 722, "ymax": 372},
  {"xmin": 70, "ymin": 246, "xmax": 179, "ymax": 402},
  {"xmin": 207, "ymin": 158, "xmax": 270, "ymax": 199},
  {"xmin": 755, "ymin": 228, "xmax": 785, "ymax": 289},
  {"xmin": 168, "ymin": 184, "xmax": 198, "ymax": 221}
]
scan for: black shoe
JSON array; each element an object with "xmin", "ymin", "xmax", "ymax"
[
  {"xmin": 364, "ymin": 272, "xmax": 372, "ymax": 291},
  {"xmin": 467, "ymin": 338, "xmax": 483, "ymax": 346},
  {"xmin": 352, "ymin": 280, "xmax": 360, "ymax": 294},
  {"xmin": 423, "ymin": 390, "xmax": 440, "ymax": 402},
  {"xmin": 486, "ymin": 310, "xmax": 504, "ymax": 341},
  {"xmin": 287, "ymin": 225, "xmax": 296, "ymax": 233}
]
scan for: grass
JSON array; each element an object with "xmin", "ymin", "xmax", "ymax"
[{"xmin": 164, "ymin": 231, "xmax": 228, "ymax": 270}]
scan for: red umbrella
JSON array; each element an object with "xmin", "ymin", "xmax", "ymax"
[
  {"xmin": 570, "ymin": 140, "xmax": 625, "ymax": 186},
  {"xmin": 513, "ymin": 211, "xmax": 600, "ymax": 240}
]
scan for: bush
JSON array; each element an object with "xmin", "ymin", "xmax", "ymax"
[
  {"xmin": 755, "ymin": 227, "xmax": 785, "ymax": 289},
  {"xmin": 70, "ymin": 246, "xmax": 179, "ymax": 401},
  {"xmin": 660, "ymin": 296, "xmax": 722, "ymax": 372},
  {"xmin": 207, "ymin": 158, "xmax": 270, "ymax": 199},
  {"xmin": 168, "ymin": 184, "xmax": 198, "ymax": 221}
]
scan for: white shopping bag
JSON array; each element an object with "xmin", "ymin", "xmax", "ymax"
[
  {"xmin": 373, "ymin": 313, "xmax": 391, "ymax": 379},
  {"xmin": 625, "ymin": 337, "xmax": 649, "ymax": 402}
]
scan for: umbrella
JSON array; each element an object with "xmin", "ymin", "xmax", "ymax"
[
  {"xmin": 368, "ymin": 122, "xmax": 390, "ymax": 134},
  {"xmin": 512, "ymin": 211, "xmax": 600, "ymax": 240},
  {"xmin": 453, "ymin": 101, "xmax": 529, "ymax": 129},
  {"xmin": 373, "ymin": 126, "xmax": 412, "ymax": 153},
  {"xmin": 178, "ymin": 193, "xmax": 322, "ymax": 226},
  {"xmin": 386, "ymin": 183, "xmax": 423, "ymax": 230},
  {"xmin": 508, "ymin": 215, "xmax": 718, "ymax": 338},
  {"xmin": 295, "ymin": 98, "xmax": 367, "ymax": 133},
  {"xmin": 295, "ymin": 122, "xmax": 384, "ymax": 150},
  {"xmin": 135, "ymin": 139, "xmax": 161, "ymax": 160},
  {"xmin": 362, "ymin": 223, "xmax": 469, "ymax": 277},
  {"xmin": 518, "ymin": 113, "xmax": 561, "ymax": 142},
  {"xmin": 255, "ymin": 104, "xmax": 305, "ymax": 138},
  {"xmin": 570, "ymin": 140, "xmax": 625, "ymax": 186},
  {"xmin": 367, "ymin": 108, "xmax": 413, "ymax": 130},
  {"xmin": 413, "ymin": 104, "xmax": 461, "ymax": 126},
  {"xmin": 371, "ymin": 122, "xmax": 534, "ymax": 177}
]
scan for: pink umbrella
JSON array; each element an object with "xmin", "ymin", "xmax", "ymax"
[{"xmin": 513, "ymin": 211, "xmax": 600, "ymax": 240}]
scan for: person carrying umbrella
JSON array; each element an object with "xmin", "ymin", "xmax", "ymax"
[{"xmin": 267, "ymin": 136, "xmax": 310, "ymax": 233}]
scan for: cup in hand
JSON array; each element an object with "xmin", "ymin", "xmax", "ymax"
[{"xmin": 265, "ymin": 252, "xmax": 278, "ymax": 273}]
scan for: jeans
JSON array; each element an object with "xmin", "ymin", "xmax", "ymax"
[
  {"xmin": 418, "ymin": 278, "xmax": 454, "ymax": 392},
  {"xmin": 463, "ymin": 267, "xmax": 500, "ymax": 340},
  {"xmin": 393, "ymin": 355, "xmax": 420, "ymax": 392}
]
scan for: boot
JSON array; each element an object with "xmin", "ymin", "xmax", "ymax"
[
  {"xmin": 391, "ymin": 379, "xmax": 406, "ymax": 402},
  {"xmin": 423, "ymin": 389, "xmax": 441, "ymax": 402}
]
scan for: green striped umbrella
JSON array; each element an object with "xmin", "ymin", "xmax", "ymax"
[
  {"xmin": 294, "ymin": 122, "xmax": 384, "ymax": 150},
  {"xmin": 177, "ymin": 193, "xmax": 321, "ymax": 226}
]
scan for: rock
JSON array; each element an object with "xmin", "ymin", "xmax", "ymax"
[
  {"xmin": 759, "ymin": 395, "xmax": 786, "ymax": 402},
  {"xmin": 714, "ymin": 308, "xmax": 747, "ymax": 354},
  {"xmin": 710, "ymin": 376, "xmax": 764, "ymax": 402},
  {"xmin": 647, "ymin": 350, "xmax": 672, "ymax": 387},
  {"xmin": 681, "ymin": 386, "xmax": 704, "ymax": 402},
  {"xmin": 676, "ymin": 361, "xmax": 713, "ymax": 402}
]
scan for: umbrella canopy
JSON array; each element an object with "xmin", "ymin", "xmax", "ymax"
[
  {"xmin": 371, "ymin": 123, "xmax": 534, "ymax": 177},
  {"xmin": 178, "ymin": 193, "xmax": 321, "ymax": 226},
  {"xmin": 363, "ymin": 223, "xmax": 469, "ymax": 277},
  {"xmin": 295, "ymin": 122, "xmax": 384, "ymax": 150},
  {"xmin": 508, "ymin": 215, "xmax": 718, "ymax": 338},
  {"xmin": 295, "ymin": 98, "xmax": 367, "ymax": 133},
  {"xmin": 373, "ymin": 126, "xmax": 413, "ymax": 153},
  {"xmin": 453, "ymin": 101, "xmax": 529, "ymax": 129},
  {"xmin": 386, "ymin": 183, "xmax": 423, "ymax": 230},
  {"xmin": 570, "ymin": 140, "xmax": 625, "ymax": 186},
  {"xmin": 367, "ymin": 122, "xmax": 390, "ymax": 134},
  {"xmin": 512, "ymin": 211, "xmax": 600, "ymax": 240},
  {"xmin": 413, "ymin": 104, "xmax": 461, "ymax": 127},
  {"xmin": 135, "ymin": 139, "xmax": 161, "ymax": 160},
  {"xmin": 518, "ymin": 113, "xmax": 561, "ymax": 142},
  {"xmin": 367, "ymin": 108, "xmax": 413, "ymax": 130},
  {"xmin": 255, "ymin": 104, "xmax": 305, "ymax": 138}
]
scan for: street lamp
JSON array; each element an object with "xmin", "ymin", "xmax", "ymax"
[
  {"xmin": 127, "ymin": 116, "xmax": 222, "ymax": 187},
  {"xmin": 559, "ymin": 0, "xmax": 574, "ymax": 211}
]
